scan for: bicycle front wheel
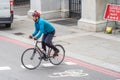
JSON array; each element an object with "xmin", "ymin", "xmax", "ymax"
[
  {"xmin": 49, "ymin": 44, "xmax": 65, "ymax": 65},
  {"xmin": 21, "ymin": 48, "xmax": 42, "ymax": 70}
]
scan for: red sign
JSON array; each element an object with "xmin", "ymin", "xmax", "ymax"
[{"xmin": 104, "ymin": 4, "xmax": 120, "ymax": 21}]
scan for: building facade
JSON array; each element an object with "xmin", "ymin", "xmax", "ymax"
[
  {"xmin": 28, "ymin": 0, "xmax": 120, "ymax": 32},
  {"xmin": 14, "ymin": 0, "xmax": 30, "ymax": 5}
]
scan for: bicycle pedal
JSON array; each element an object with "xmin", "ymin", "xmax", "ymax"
[
  {"xmin": 38, "ymin": 57, "xmax": 42, "ymax": 60},
  {"xmin": 43, "ymin": 57, "xmax": 48, "ymax": 61},
  {"xmin": 44, "ymin": 59, "xmax": 48, "ymax": 61}
]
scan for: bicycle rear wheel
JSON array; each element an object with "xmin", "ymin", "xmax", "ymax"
[
  {"xmin": 21, "ymin": 48, "xmax": 42, "ymax": 70},
  {"xmin": 49, "ymin": 44, "xmax": 65, "ymax": 65}
]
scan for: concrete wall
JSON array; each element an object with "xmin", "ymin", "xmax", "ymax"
[
  {"xmin": 40, "ymin": 0, "xmax": 61, "ymax": 19},
  {"xmin": 61, "ymin": 0, "xmax": 69, "ymax": 18},
  {"xmin": 28, "ymin": 0, "xmax": 69, "ymax": 19},
  {"xmin": 78, "ymin": 0, "xmax": 108, "ymax": 32},
  {"xmin": 28, "ymin": 0, "xmax": 120, "ymax": 31}
]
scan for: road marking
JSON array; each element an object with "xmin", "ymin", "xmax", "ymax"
[
  {"xmin": 0, "ymin": 66, "xmax": 11, "ymax": 70},
  {"xmin": 21, "ymin": 65, "xmax": 33, "ymax": 69},
  {"xmin": 42, "ymin": 63, "xmax": 54, "ymax": 67},
  {"xmin": 21, "ymin": 63, "xmax": 54, "ymax": 68},
  {"xmin": 49, "ymin": 69, "xmax": 88, "ymax": 78},
  {"xmin": 1, "ymin": 35, "xmax": 120, "ymax": 78},
  {"xmin": 20, "ymin": 61, "xmax": 77, "ymax": 69},
  {"xmin": 0, "ymin": 36, "xmax": 32, "ymax": 48},
  {"xmin": 21, "ymin": 65, "xmax": 25, "ymax": 68},
  {"xmin": 64, "ymin": 62, "xmax": 77, "ymax": 65},
  {"xmin": 65, "ymin": 57, "xmax": 120, "ymax": 78}
]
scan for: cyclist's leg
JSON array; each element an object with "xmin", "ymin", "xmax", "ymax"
[
  {"xmin": 42, "ymin": 34, "xmax": 48, "ymax": 52},
  {"xmin": 44, "ymin": 31, "xmax": 59, "ymax": 55},
  {"xmin": 41, "ymin": 34, "xmax": 48, "ymax": 59}
]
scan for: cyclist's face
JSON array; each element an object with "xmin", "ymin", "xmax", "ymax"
[{"xmin": 32, "ymin": 16, "xmax": 38, "ymax": 22}]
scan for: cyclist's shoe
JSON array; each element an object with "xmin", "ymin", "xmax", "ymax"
[
  {"xmin": 41, "ymin": 53, "xmax": 45, "ymax": 57},
  {"xmin": 53, "ymin": 49, "xmax": 59, "ymax": 57},
  {"xmin": 41, "ymin": 50, "xmax": 47, "ymax": 59},
  {"xmin": 43, "ymin": 55, "xmax": 48, "ymax": 61},
  {"xmin": 41, "ymin": 54, "xmax": 48, "ymax": 61},
  {"xmin": 39, "ymin": 55, "xmax": 48, "ymax": 61}
]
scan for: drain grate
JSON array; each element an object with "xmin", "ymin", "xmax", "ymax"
[{"xmin": 13, "ymin": 32, "xmax": 24, "ymax": 35}]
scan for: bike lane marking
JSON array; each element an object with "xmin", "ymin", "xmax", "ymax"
[
  {"xmin": 49, "ymin": 69, "xmax": 88, "ymax": 78},
  {"xmin": 64, "ymin": 57, "xmax": 120, "ymax": 78},
  {"xmin": 0, "ymin": 35, "xmax": 32, "ymax": 48},
  {"xmin": 21, "ymin": 61, "xmax": 77, "ymax": 68},
  {"xmin": 0, "ymin": 35, "xmax": 120, "ymax": 78},
  {"xmin": 64, "ymin": 61, "xmax": 77, "ymax": 65},
  {"xmin": 0, "ymin": 66, "xmax": 11, "ymax": 70}
]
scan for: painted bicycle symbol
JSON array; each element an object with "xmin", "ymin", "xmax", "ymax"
[{"xmin": 49, "ymin": 69, "xmax": 88, "ymax": 78}]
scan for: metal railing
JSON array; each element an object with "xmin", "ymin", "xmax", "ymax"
[
  {"xmin": 14, "ymin": 0, "xmax": 30, "ymax": 5},
  {"xmin": 69, "ymin": 0, "xmax": 81, "ymax": 19}
]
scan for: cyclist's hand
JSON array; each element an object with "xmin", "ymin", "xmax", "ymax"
[
  {"xmin": 34, "ymin": 37, "xmax": 38, "ymax": 40},
  {"xmin": 29, "ymin": 35, "xmax": 33, "ymax": 39}
]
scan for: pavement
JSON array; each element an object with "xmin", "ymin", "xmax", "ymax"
[{"xmin": 0, "ymin": 15, "xmax": 120, "ymax": 73}]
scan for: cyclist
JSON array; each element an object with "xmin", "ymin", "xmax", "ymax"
[{"xmin": 29, "ymin": 10, "xmax": 59, "ymax": 57}]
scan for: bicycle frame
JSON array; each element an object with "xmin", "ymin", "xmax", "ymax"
[
  {"xmin": 21, "ymin": 40, "xmax": 65, "ymax": 70},
  {"xmin": 34, "ymin": 40, "xmax": 54, "ymax": 58},
  {"xmin": 37, "ymin": 40, "xmax": 44, "ymax": 51},
  {"xmin": 30, "ymin": 40, "xmax": 42, "ymax": 59}
]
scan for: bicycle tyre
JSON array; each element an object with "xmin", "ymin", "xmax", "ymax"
[
  {"xmin": 21, "ymin": 48, "xmax": 42, "ymax": 70},
  {"xmin": 49, "ymin": 44, "xmax": 65, "ymax": 65}
]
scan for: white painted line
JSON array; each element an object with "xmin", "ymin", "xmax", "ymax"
[
  {"xmin": 42, "ymin": 63, "xmax": 54, "ymax": 67},
  {"xmin": 21, "ymin": 65, "xmax": 33, "ymax": 68},
  {"xmin": 64, "ymin": 62, "xmax": 77, "ymax": 65},
  {"xmin": 21, "ymin": 65, "xmax": 25, "ymax": 68},
  {"xmin": 49, "ymin": 69, "xmax": 88, "ymax": 78},
  {"xmin": 0, "ymin": 66, "xmax": 11, "ymax": 70}
]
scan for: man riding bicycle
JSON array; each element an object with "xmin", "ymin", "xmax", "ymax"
[{"xmin": 29, "ymin": 11, "xmax": 59, "ymax": 57}]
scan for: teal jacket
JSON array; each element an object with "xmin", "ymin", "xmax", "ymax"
[{"xmin": 32, "ymin": 18, "xmax": 55, "ymax": 39}]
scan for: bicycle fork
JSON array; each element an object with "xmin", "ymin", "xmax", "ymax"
[
  {"xmin": 31, "ymin": 47, "xmax": 42, "ymax": 60},
  {"xmin": 30, "ymin": 42, "xmax": 39, "ymax": 60},
  {"xmin": 30, "ymin": 48, "xmax": 37, "ymax": 60}
]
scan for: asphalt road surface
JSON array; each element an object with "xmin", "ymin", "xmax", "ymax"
[{"xmin": 0, "ymin": 35, "xmax": 120, "ymax": 80}]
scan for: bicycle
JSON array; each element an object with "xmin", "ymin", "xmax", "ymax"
[{"xmin": 21, "ymin": 40, "xmax": 65, "ymax": 70}]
